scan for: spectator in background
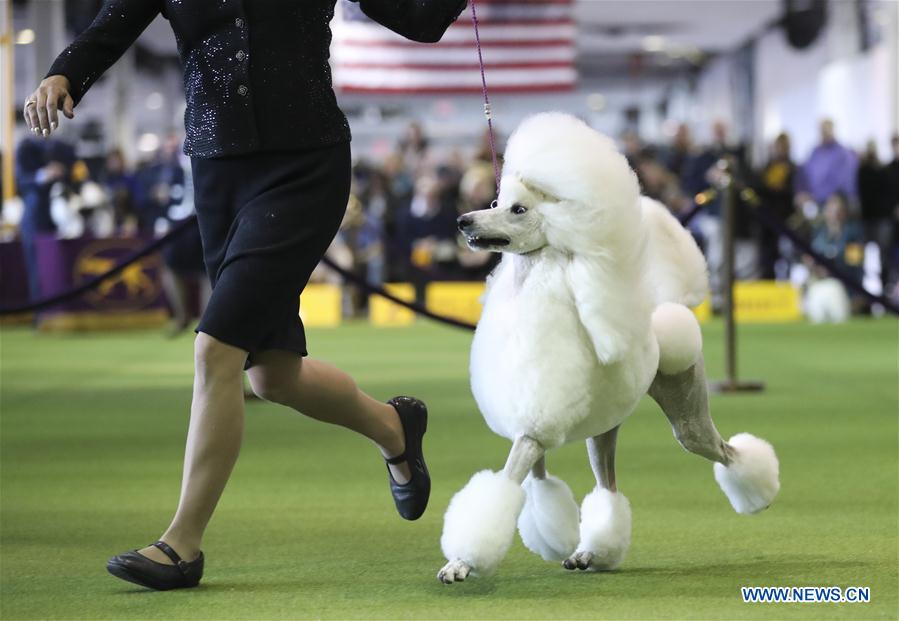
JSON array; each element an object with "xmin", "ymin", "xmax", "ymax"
[
  {"xmin": 756, "ymin": 132, "xmax": 796, "ymax": 278},
  {"xmin": 883, "ymin": 135, "xmax": 899, "ymax": 295},
  {"xmin": 354, "ymin": 166, "xmax": 392, "ymax": 287},
  {"xmin": 620, "ymin": 129, "xmax": 642, "ymax": 170},
  {"xmin": 635, "ymin": 147, "xmax": 686, "ymax": 210},
  {"xmin": 133, "ymin": 133, "xmax": 185, "ymax": 235},
  {"xmin": 857, "ymin": 139, "xmax": 891, "ymax": 292},
  {"xmin": 664, "ymin": 123, "xmax": 693, "ymax": 180},
  {"xmin": 406, "ymin": 174, "xmax": 458, "ymax": 272},
  {"xmin": 810, "ymin": 192, "xmax": 864, "ymax": 285},
  {"xmin": 680, "ymin": 121, "xmax": 747, "ymax": 300},
  {"xmin": 160, "ymin": 150, "xmax": 207, "ymax": 337},
  {"xmin": 397, "ymin": 121, "xmax": 432, "ymax": 175},
  {"xmin": 797, "ymin": 119, "xmax": 858, "ymax": 207},
  {"xmin": 14, "ymin": 136, "xmax": 75, "ymax": 300},
  {"xmin": 100, "ymin": 148, "xmax": 136, "ymax": 233}
]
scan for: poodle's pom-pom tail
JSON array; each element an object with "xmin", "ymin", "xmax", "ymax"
[
  {"xmin": 518, "ymin": 474, "xmax": 580, "ymax": 561},
  {"xmin": 440, "ymin": 470, "xmax": 525, "ymax": 575},
  {"xmin": 652, "ymin": 302, "xmax": 702, "ymax": 375},
  {"xmin": 577, "ymin": 487, "xmax": 632, "ymax": 570},
  {"xmin": 714, "ymin": 433, "xmax": 780, "ymax": 514}
]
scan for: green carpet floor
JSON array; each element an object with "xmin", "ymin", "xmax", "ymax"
[{"xmin": 1, "ymin": 319, "xmax": 896, "ymax": 620}]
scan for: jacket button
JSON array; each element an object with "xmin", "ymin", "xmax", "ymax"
[
  {"xmin": 234, "ymin": 17, "xmax": 244, "ymax": 27},
  {"xmin": 235, "ymin": 50, "xmax": 246, "ymax": 61},
  {"xmin": 237, "ymin": 84, "xmax": 248, "ymax": 96}
]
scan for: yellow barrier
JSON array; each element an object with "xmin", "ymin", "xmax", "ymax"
[
  {"xmin": 425, "ymin": 282, "xmax": 485, "ymax": 325},
  {"xmin": 370, "ymin": 283, "xmax": 417, "ymax": 327},
  {"xmin": 733, "ymin": 281, "xmax": 802, "ymax": 322},
  {"xmin": 316, "ymin": 279, "xmax": 803, "ymax": 329},
  {"xmin": 299, "ymin": 284, "xmax": 342, "ymax": 327},
  {"xmin": 692, "ymin": 298, "xmax": 712, "ymax": 323}
]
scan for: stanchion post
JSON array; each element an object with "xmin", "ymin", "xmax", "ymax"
[{"xmin": 711, "ymin": 159, "xmax": 764, "ymax": 394}]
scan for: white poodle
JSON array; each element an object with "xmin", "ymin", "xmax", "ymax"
[{"xmin": 438, "ymin": 113, "xmax": 780, "ymax": 584}]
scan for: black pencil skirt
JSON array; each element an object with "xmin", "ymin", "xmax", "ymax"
[{"xmin": 191, "ymin": 141, "xmax": 351, "ymax": 366}]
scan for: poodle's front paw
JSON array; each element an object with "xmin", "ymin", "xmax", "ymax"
[
  {"xmin": 562, "ymin": 550, "xmax": 594, "ymax": 571},
  {"xmin": 438, "ymin": 559, "xmax": 471, "ymax": 584}
]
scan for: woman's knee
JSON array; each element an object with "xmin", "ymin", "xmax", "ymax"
[
  {"xmin": 246, "ymin": 367, "xmax": 293, "ymax": 405},
  {"xmin": 194, "ymin": 332, "xmax": 246, "ymax": 381}
]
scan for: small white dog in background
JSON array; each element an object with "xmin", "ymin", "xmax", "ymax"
[{"xmin": 438, "ymin": 113, "xmax": 780, "ymax": 584}]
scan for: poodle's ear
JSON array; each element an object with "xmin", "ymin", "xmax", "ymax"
[{"xmin": 566, "ymin": 257, "xmax": 643, "ymax": 365}]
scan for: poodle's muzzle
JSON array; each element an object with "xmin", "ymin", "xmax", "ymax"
[{"xmin": 457, "ymin": 213, "xmax": 511, "ymax": 251}]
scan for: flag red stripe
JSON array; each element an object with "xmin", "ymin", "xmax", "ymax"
[
  {"xmin": 337, "ymin": 61, "xmax": 573, "ymax": 70},
  {"xmin": 448, "ymin": 18, "xmax": 573, "ymax": 27},
  {"xmin": 471, "ymin": 0, "xmax": 573, "ymax": 5},
  {"xmin": 337, "ymin": 39, "xmax": 573, "ymax": 48},
  {"xmin": 337, "ymin": 84, "xmax": 576, "ymax": 94}
]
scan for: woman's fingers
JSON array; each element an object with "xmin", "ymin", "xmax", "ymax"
[
  {"xmin": 35, "ymin": 89, "xmax": 50, "ymax": 136},
  {"xmin": 23, "ymin": 100, "xmax": 35, "ymax": 131},
  {"xmin": 45, "ymin": 88, "xmax": 60, "ymax": 131},
  {"xmin": 24, "ymin": 78, "xmax": 75, "ymax": 137}
]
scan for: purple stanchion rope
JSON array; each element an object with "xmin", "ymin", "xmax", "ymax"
[{"xmin": 471, "ymin": 0, "xmax": 501, "ymax": 192}]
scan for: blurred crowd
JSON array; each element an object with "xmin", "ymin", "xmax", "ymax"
[
  {"xmin": 3, "ymin": 116, "xmax": 898, "ymax": 321},
  {"xmin": 626, "ymin": 119, "xmax": 899, "ymax": 310}
]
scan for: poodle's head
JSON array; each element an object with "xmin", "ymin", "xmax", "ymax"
[{"xmin": 458, "ymin": 113, "xmax": 641, "ymax": 256}]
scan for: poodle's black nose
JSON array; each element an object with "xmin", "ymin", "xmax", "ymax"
[{"xmin": 457, "ymin": 214, "xmax": 474, "ymax": 231}]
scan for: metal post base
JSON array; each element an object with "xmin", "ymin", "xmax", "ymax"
[{"xmin": 710, "ymin": 380, "xmax": 766, "ymax": 394}]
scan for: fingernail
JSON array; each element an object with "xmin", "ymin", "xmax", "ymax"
[
  {"xmin": 51, "ymin": 121, "xmax": 57, "ymax": 130},
  {"xmin": 42, "ymin": 129, "xmax": 49, "ymax": 137}
]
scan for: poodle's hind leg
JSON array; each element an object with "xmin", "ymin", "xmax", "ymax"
[
  {"xmin": 517, "ymin": 457, "xmax": 580, "ymax": 562},
  {"xmin": 649, "ymin": 357, "xmax": 780, "ymax": 514},
  {"xmin": 438, "ymin": 435, "xmax": 544, "ymax": 584},
  {"xmin": 564, "ymin": 426, "xmax": 632, "ymax": 572}
]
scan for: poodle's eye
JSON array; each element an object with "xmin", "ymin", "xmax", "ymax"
[{"xmin": 511, "ymin": 204, "xmax": 528, "ymax": 215}]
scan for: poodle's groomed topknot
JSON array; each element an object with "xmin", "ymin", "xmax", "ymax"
[{"xmin": 502, "ymin": 112, "xmax": 639, "ymax": 212}]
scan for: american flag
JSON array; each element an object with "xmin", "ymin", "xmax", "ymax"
[{"xmin": 331, "ymin": 0, "xmax": 577, "ymax": 94}]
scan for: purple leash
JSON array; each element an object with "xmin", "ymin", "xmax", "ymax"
[{"xmin": 470, "ymin": 0, "xmax": 501, "ymax": 193}]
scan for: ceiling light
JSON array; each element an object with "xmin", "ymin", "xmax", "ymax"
[
  {"xmin": 642, "ymin": 35, "xmax": 665, "ymax": 53},
  {"xmin": 137, "ymin": 133, "xmax": 160, "ymax": 153},
  {"xmin": 15, "ymin": 29, "xmax": 35, "ymax": 45}
]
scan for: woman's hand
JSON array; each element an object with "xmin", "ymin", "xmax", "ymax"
[{"xmin": 23, "ymin": 75, "xmax": 75, "ymax": 138}]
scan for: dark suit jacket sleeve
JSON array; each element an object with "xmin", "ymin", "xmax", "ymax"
[
  {"xmin": 350, "ymin": 0, "xmax": 467, "ymax": 43},
  {"xmin": 46, "ymin": 0, "xmax": 161, "ymax": 105}
]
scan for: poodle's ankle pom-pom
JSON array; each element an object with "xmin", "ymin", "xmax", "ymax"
[
  {"xmin": 652, "ymin": 302, "xmax": 702, "ymax": 375},
  {"xmin": 577, "ymin": 487, "xmax": 631, "ymax": 570},
  {"xmin": 518, "ymin": 474, "xmax": 580, "ymax": 561},
  {"xmin": 714, "ymin": 433, "xmax": 780, "ymax": 514},
  {"xmin": 441, "ymin": 470, "xmax": 525, "ymax": 575}
]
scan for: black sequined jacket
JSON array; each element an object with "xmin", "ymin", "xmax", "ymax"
[{"xmin": 47, "ymin": 0, "xmax": 466, "ymax": 158}]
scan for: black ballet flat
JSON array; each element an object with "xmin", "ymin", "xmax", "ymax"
[
  {"xmin": 106, "ymin": 540, "xmax": 204, "ymax": 591},
  {"xmin": 386, "ymin": 396, "xmax": 431, "ymax": 521}
]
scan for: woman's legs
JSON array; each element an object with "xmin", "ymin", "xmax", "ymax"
[
  {"xmin": 140, "ymin": 343, "xmax": 409, "ymax": 566},
  {"xmin": 246, "ymin": 350, "xmax": 411, "ymax": 483},
  {"xmin": 139, "ymin": 332, "xmax": 247, "ymax": 564}
]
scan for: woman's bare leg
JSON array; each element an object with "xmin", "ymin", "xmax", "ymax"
[
  {"xmin": 139, "ymin": 332, "xmax": 247, "ymax": 564},
  {"xmin": 245, "ymin": 350, "xmax": 411, "ymax": 483}
]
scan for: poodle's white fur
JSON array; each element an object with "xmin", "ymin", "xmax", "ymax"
[
  {"xmin": 517, "ymin": 474, "xmax": 580, "ymax": 561},
  {"xmin": 576, "ymin": 487, "xmax": 632, "ymax": 571},
  {"xmin": 440, "ymin": 470, "xmax": 524, "ymax": 575},
  {"xmin": 714, "ymin": 433, "xmax": 781, "ymax": 514},
  {"xmin": 439, "ymin": 113, "xmax": 780, "ymax": 583}
]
